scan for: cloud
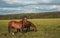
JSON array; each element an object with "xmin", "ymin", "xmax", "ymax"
[
  {"xmin": 3, "ymin": 0, "xmax": 52, "ymax": 4},
  {"xmin": 0, "ymin": 0, "xmax": 60, "ymax": 15},
  {"xmin": 39, "ymin": 0, "xmax": 52, "ymax": 3},
  {"xmin": 3, "ymin": 0, "xmax": 36, "ymax": 4},
  {"xmin": 51, "ymin": 0, "xmax": 60, "ymax": 3},
  {"xmin": 55, "ymin": 5, "xmax": 60, "ymax": 11},
  {"xmin": 0, "ymin": 7, "xmax": 22, "ymax": 10},
  {"xmin": 0, "ymin": 5, "xmax": 60, "ymax": 11},
  {"xmin": 0, "ymin": 5, "xmax": 60, "ymax": 14},
  {"xmin": 3, "ymin": 0, "xmax": 22, "ymax": 4}
]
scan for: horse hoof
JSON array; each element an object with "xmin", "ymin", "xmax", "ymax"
[{"xmin": 12, "ymin": 33, "xmax": 14, "ymax": 35}]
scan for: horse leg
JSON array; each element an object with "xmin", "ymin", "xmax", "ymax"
[
  {"xmin": 8, "ymin": 26, "xmax": 11, "ymax": 33},
  {"xmin": 20, "ymin": 27, "xmax": 23, "ymax": 33},
  {"xmin": 10, "ymin": 28, "xmax": 15, "ymax": 35},
  {"xmin": 8, "ymin": 26, "xmax": 15, "ymax": 35},
  {"xmin": 26, "ymin": 26, "xmax": 30, "ymax": 32},
  {"xmin": 17, "ymin": 29, "xmax": 20, "ymax": 32}
]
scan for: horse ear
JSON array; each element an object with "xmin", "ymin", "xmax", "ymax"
[
  {"xmin": 24, "ymin": 16, "xmax": 27, "ymax": 18},
  {"xmin": 23, "ymin": 16, "xmax": 27, "ymax": 19}
]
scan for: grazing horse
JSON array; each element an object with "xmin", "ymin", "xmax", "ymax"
[
  {"xmin": 8, "ymin": 21, "xmax": 23, "ymax": 35},
  {"xmin": 8, "ymin": 16, "xmax": 37, "ymax": 35},
  {"xmin": 17, "ymin": 16, "xmax": 37, "ymax": 32},
  {"xmin": 22, "ymin": 16, "xmax": 37, "ymax": 32},
  {"xmin": 17, "ymin": 16, "xmax": 27, "ymax": 32},
  {"xmin": 23, "ymin": 21, "xmax": 37, "ymax": 32}
]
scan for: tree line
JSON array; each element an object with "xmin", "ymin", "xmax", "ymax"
[{"xmin": 0, "ymin": 12, "xmax": 60, "ymax": 20}]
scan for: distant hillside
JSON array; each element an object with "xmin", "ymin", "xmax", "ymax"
[{"xmin": 0, "ymin": 12, "xmax": 60, "ymax": 20}]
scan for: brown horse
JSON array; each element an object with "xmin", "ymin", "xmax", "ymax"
[
  {"xmin": 17, "ymin": 16, "xmax": 37, "ymax": 32},
  {"xmin": 17, "ymin": 16, "xmax": 27, "ymax": 32},
  {"xmin": 8, "ymin": 16, "xmax": 37, "ymax": 35},
  {"xmin": 8, "ymin": 21, "xmax": 23, "ymax": 35},
  {"xmin": 23, "ymin": 21, "xmax": 37, "ymax": 32},
  {"xmin": 22, "ymin": 16, "xmax": 37, "ymax": 32}
]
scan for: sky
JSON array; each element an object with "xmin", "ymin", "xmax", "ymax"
[{"xmin": 0, "ymin": 0, "xmax": 60, "ymax": 15}]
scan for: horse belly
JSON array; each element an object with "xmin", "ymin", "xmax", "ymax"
[
  {"xmin": 14, "ymin": 24, "xmax": 20, "ymax": 29},
  {"xmin": 11, "ymin": 23, "xmax": 20, "ymax": 29}
]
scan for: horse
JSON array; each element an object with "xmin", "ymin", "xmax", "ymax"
[
  {"xmin": 8, "ymin": 21, "xmax": 23, "ymax": 35},
  {"xmin": 8, "ymin": 16, "xmax": 37, "ymax": 35},
  {"xmin": 22, "ymin": 21, "xmax": 37, "ymax": 32},
  {"xmin": 17, "ymin": 16, "xmax": 37, "ymax": 32},
  {"xmin": 17, "ymin": 16, "xmax": 28, "ymax": 32}
]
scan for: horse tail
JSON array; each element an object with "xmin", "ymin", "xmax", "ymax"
[
  {"xmin": 8, "ymin": 26, "xmax": 10, "ymax": 33},
  {"xmin": 21, "ymin": 20, "xmax": 24, "ymax": 29},
  {"xmin": 8, "ymin": 21, "xmax": 12, "ymax": 33}
]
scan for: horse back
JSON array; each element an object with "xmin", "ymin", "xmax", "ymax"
[
  {"xmin": 8, "ymin": 21, "xmax": 22, "ymax": 29},
  {"xmin": 27, "ymin": 21, "xmax": 36, "ymax": 28}
]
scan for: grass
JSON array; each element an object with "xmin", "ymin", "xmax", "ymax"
[{"xmin": 0, "ymin": 18, "xmax": 60, "ymax": 38}]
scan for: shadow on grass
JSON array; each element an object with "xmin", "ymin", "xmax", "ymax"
[{"xmin": 14, "ymin": 29, "xmax": 38, "ymax": 34}]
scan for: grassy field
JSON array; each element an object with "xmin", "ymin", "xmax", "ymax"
[{"xmin": 0, "ymin": 18, "xmax": 60, "ymax": 38}]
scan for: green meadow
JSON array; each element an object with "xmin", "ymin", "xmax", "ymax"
[{"xmin": 0, "ymin": 18, "xmax": 60, "ymax": 38}]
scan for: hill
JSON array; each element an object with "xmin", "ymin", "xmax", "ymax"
[{"xmin": 0, "ymin": 12, "xmax": 60, "ymax": 20}]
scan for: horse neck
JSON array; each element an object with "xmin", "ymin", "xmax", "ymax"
[{"xmin": 22, "ymin": 19, "xmax": 27, "ymax": 23}]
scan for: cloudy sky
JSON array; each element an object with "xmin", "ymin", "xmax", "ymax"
[{"xmin": 0, "ymin": 0, "xmax": 60, "ymax": 14}]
